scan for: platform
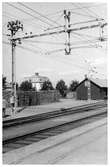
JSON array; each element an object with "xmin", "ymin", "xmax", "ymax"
[{"xmin": 3, "ymin": 99, "xmax": 102, "ymax": 121}]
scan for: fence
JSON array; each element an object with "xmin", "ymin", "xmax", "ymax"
[
  {"xmin": 17, "ymin": 90, "xmax": 60, "ymax": 107},
  {"xmin": 3, "ymin": 90, "xmax": 60, "ymax": 107}
]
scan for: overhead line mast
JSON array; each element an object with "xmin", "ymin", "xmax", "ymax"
[{"xmin": 7, "ymin": 20, "xmax": 23, "ymax": 114}]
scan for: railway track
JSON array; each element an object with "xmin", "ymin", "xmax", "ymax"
[
  {"xmin": 3, "ymin": 112, "xmax": 106, "ymax": 153},
  {"xmin": 3, "ymin": 102, "xmax": 107, "ymax": 154},
  {"xmin": 3, "ymin": 101, "xmax": 107, "ymax": 128}
]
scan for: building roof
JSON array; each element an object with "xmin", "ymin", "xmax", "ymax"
[
  {"xmin": 90, "ymin": 78, "xmax": 107, "ymax": 88},
  {"xmin": 75, "ymin": 77, "xmax": 107, "ymax": 90},
  {"xmin": 24, "ymin": 73, "xmax": 49, "ymax": 83}
]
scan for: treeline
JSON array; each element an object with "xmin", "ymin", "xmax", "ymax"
[{"xmin": 2, "ymin": 76, "xmax": 79, "ymax": 98}]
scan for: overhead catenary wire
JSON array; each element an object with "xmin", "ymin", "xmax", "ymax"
[
  {"xmin": 24, "ymin": 38, "xmax": 101, "ymax": 47},
  {"xmin": 18, "ymin": 2, "xmax": 61, "ymax": 27},
  {"xmin": 6, "ymin": 3, "xmax": 53, "ymax": 28},
  {"xmin": 3, "ymin": 11, "xmax": 47, "ymax": 25},
  {"xmin": 3, "ymin": 40, "xmax": 88, "ymax": 72},
  {"xmin": 3, "ymin": 40, "xmax": 89, "ymax": 72},
  {"xmin": 5, "ymin": 3, "xmax": 106, "ymax": 50},
  {"xmin": 77, "ymin": 3, "xmax": 102, "ymax": 19},
  {"xmin": 45, "ymin": 3, "xmax": 105, "ymax": 17},
  {"xmin": 45, "ymin": 44, "xmax": 101, "ymax": 55},
  {"xmin": 3, "ymin": 12, "xmax": 46, "ymax": 32},
  {"xmin": 45, "ymin": 10, "xmax": 63, "ymax": 17},
  {"xmin": 72, "ymin": 31, "xmax": 107, "ymax": 46},
  {"xmin": 72, "ymin": 31, "xmax": 99, "ymax": 49},
  {"xmin": 53, "ymin": 13, "xmax": 64, "ymax": 24},
  {"xmin": 5, "ymin": 3, "xmax": 63, "ymax": 43},
  {"xmin": 23, "ymin": 42, "xmax": 87, "ymax": 70},
  {"xmin": 18, "ymin": 2, "xmax": 66, "ymax": 38},
  {"xmin": 72, "ymin": 3, "xmax": 101, "ymax": 20},
  {"xmin": 71, "ymin": 11, "xmax": 99, "ymax": 19},
  {"xmin": 3, "ymin": 3, "xmax": 107, "ymax": 82},
  {"xmin": 45, "ymin": 13, "xmax": 64, "ymax": 31},
  {"xmin": 70, "ymin": 3, "xmax": 106, "ymax": 12},
  {"xmin": 24, "ymin": 39, "xmax": 65, "ymax": 45}
]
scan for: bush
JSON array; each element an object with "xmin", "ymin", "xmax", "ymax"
[
  {"xmin": 41, "ymin": 80, "xmax": 54, "ymax": 91},
  {"xmin": 20, "ymin": 80, "xmax": 33, "ymax": 91}
]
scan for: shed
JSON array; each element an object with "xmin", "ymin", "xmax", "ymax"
[{"xmin": 75, "ymin": 78, "xmax": 107, "ymax": 100}]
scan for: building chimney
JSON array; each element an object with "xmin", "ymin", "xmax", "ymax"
[
  {"xmin": 35, "ymin": 72, "xmax": 39, "ymax": 76},
  {"xmin": 85, "ymin": 74, "xmax": 88, "ymax": 79}
]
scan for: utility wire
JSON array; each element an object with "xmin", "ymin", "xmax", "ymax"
[
  {"xmin": 81, "ymin": 5, "xmax": 102, "ymax": 19},
  {"xmin": 18, "ymin": 2, "xmax": 65, "ymax": 36},
  {"xmin": 6, "ymin": 3, "xmax": 52, "ymax": 28},
  {"xmin": 3, "ymin": 12, "xmax": 46, "ymax": 32},
  {"xmin": 46, "ymin": 44, "xmax": 101, "ymax": 55},
  {"xmin": 45, "ymin": 3, "xmax": 106, "ymax": 18},
  {"xmin": 46, "ymin": 10, "xmax": 63, "ymax": 17},
  {"xmin": 70, "ymin": 3, "xmax": 105, "ymax": 12},
  {"xmin": 24, "ymin": 39, "xmax": 65, "ymax": 45},
  {"xmin": 45, "ymin": 13, "xmax": 64, "ymax": 31},
  {"xmin": 24, "ymin": 38, "xmax": 100, "ymax": 47},
  {"xmin": 4, "ymin": 38, "xmax": 105, "ymax": 74},
  {"xmin": 71, "ymin": 11, "xmax": 98, "ymax": 19},
  {"xmin": 3, "ymin": 11, "xmax": 44, "ymax": 23},
  {"xmin": 18, "ymin": 2, "xmax": 61, "ymax": 26},
  {"xmin": 23, "ymin": 41, "xmax": 87, "ymax": 70},
  {"xmin": 72, "ymin": 3, "xmax": 99, "ymax": 19},
  {"xmin": 72, "ymin": 31, "xmax": 99, "ymax": 49},
  {"xmin": 53, "ymin": 13, "xmax": 64, "ymax": 24},
  {"xmin": 46, "ymin": 3, "xmax": 105, "ymax": 17},
  {"xmin": 3, "ymin": 40, "xmax": 87, "ymax": 72}
]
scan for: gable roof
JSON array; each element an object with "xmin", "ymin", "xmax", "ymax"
[
  {"xmin": 90, "ymin": 78, "xmax": 107, "ymax": 88},
  {"xmin": 75, "ymin": 78, "xmax": 107, "ymax": 90}
]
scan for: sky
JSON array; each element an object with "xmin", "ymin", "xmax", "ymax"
[{"xmin": 2, "ymin": 2, "xmax": 107, "ymax": 86}]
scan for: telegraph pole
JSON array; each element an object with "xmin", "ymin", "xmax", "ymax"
[
  {"xmin": 85, "ymin": 60, "xmax": 97, "ymax": 100},
  {"xmin": 64, "ymin": 10, "xmax": 71, "ymax": 55},
  {"xmin": 7, "ymin": 20, "xmax": 23, "ymax": 114},
  {"xmin": 87, "ymin": 78, "xmax": 91, "ymax": 100}
]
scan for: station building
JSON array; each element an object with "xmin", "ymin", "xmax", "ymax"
[{"xmin": 75, "ymin": 78, "xmax": 107, "ymax": 100}]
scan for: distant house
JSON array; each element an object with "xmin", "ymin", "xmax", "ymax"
[
  {"xmin": 24, "ymin": 73, "xmax": 49, "ymax": 91},
  {"xmin": 75, "ymin": 78, "xmax": 107, "ymax": 100}
]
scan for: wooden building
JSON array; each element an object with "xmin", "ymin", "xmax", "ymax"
[{"xmin": 75, "ymin": 78, "xmax": 107, "ymax": 100}]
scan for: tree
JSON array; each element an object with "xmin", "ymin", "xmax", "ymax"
[
  {"xmin": 19, "ymin": 80, "xmax": 33, "ymax": 91},
  {"xmin": 56, "ymin": 80, "xmax": 67, "ymax": 97},
  {"xmin": 41, "ymin": 80, "xmax": 54, "ymax": 91},
  {"xmin": 69, "ymin": 80, "xmax": 79, "ymax": 91},
  {"xmin": 2, "ymin": 75, "xmax": 7, "ymax": 89}
]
